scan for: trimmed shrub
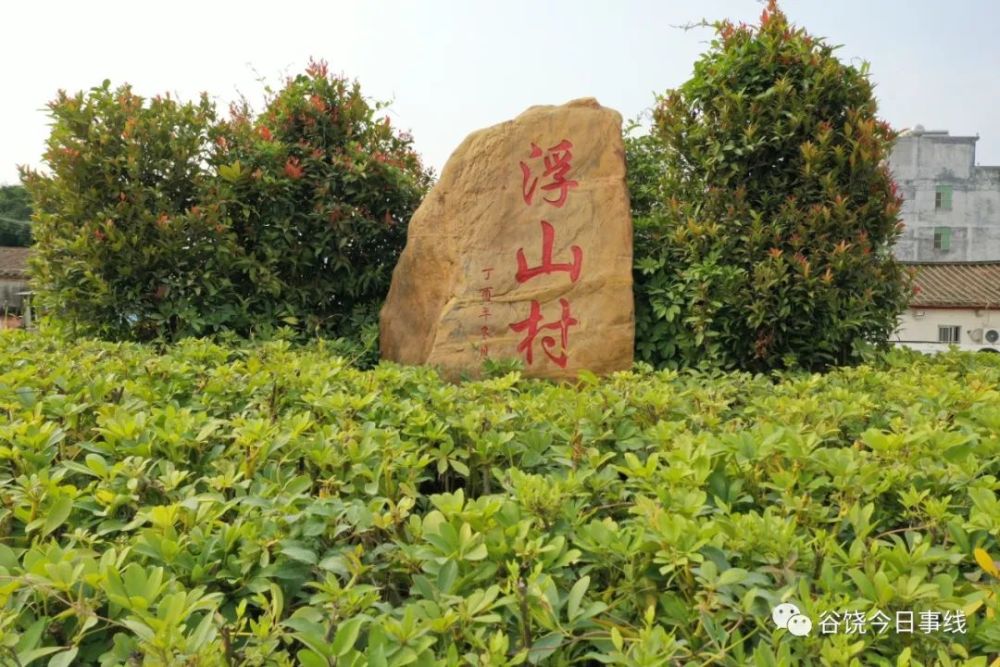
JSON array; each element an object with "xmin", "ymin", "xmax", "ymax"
[
  {"xmin": 21, "ymin": 62, "xmax": 431, "ymax": 342},
  {"xmin": 20, "ymin": 84, "xmax": 233, "ymax": 340},
  {"xmin": 210, "ymin": 60, "xmax": 432, "ymax": 339},
  {"xmin": 633, "ymin": 1, "xmax": 911, "ymax": 373},
  {"xmin": 0, "ymin": 331, "xmax": 997, "ymax": 663}
]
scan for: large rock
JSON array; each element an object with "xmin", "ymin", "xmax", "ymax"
[{"xmin": 380, "ymin": 98, "xmax": 634, "ymax": 380}]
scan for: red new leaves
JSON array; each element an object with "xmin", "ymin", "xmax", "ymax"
[{"xmin": 283, "ymin": 157, "xmax": 304, "ymax": 180}]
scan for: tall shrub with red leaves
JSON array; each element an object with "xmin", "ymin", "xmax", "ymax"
[
  {"xmin": 22, "ymin": 62, "xmax": 432, "ymax": 343},
  {"xmin": 211, "ymin": 59, "xmax": 433, "ymax": 339},
  {"xmin": 631, "ymin": 1, "xmax": 910, "ymax": 372}
]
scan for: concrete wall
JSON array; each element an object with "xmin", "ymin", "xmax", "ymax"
[
  {"xmin": 889, "ymin": 131, "xmax": 1000, "ymax": 261},
  {"xmin": 895, "ymin": 306, "xmax": 1000, "ymax": 351}
]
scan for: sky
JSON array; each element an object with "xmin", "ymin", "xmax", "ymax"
[{"xmin": 3, "ymin": 0, "xmax": 1000, "ymax": 186}]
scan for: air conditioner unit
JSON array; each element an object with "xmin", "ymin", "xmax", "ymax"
[
  {"xmin": 970, "ymin": 328, "xmax": 983, "ymax": 342},
  {"xmin": 986, "ymin": 329, "xmax": 1000, "ymax": 345}
]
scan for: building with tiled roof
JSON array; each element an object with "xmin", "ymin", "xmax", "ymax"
[{"xmin": 895, "ymin": 261, "xmax": 1000, "ymax": 352}]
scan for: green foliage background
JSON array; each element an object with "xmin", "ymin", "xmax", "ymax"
[
  {"xmin": 0, "ymin": 185, "xmax": 33, "ymax": 247},
  {"xmin": 20, "ymin": 61, "xmax": 431, "ymax": 343},
  {"xmin": 0, "ymin": 331, "xmax": 998, "ymax": 665},
  {"xmin": 630, "ymin": 2, "xmax": 911, "ymax": 373}
]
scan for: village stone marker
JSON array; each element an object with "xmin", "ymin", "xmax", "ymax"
[{"xmin": 380, "ymin": 97, "xmax": 634, "ymax": 379}]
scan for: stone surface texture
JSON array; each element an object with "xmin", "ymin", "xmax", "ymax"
[{"xmin": 380, "ymin": 97, "xmax": 633, "ymax": 379}]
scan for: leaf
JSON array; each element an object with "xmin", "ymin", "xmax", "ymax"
[
  {"xmin": 974, "ymin": 547, "xmax": 999, "ymax": 578},
  {"xmin": 297, "ymin": 649, "xmax": 328, "ymax": 667},
  {"xmin": 528, "ymin": 633, "xmax": 563, "ymax": 664},
  {"xmin": 85, "ymin": 453, "xmax": 108, "ymax": 476},
  {"xmin": 437, "ymin": 559, "xmax": 458, "ymax": 594},
  {"xmin": 16, "ymin": 647, "xmax": 63, "ymax": 665},
  {"xmin": 281, "ymin": 545, "xmax": 318, "ymax": 565},
  {"xmin": 567, "ymin": 575, "xmax": 590, "ymax": 621},
  {"xmin": 195, "ymin": 421, "xmax": 222, "ymax": 442},
  {"xmin": 0, "ymin": 544, "xmax": 17, "ymax": 569},
  {"xmin": 717, "ymin": 568, "xmax": 748, "ymax": 587},
  {"xmin": 189, "ymin": 612, "xmax": 217, "ymax": 649},
  {"xmin": 285, "ymin": 618, "xmax": 329, "ymax": 657},
  {"xmin": 48, "ymin": 647, "xmax": 78, "ymax": 667},
  {"xmin": 219, "ymin": 160, "xmax": 244, "ymax": 183},
  {"xmin": 331, "ymin": 617, "xmax": 364, "ymax": 657},
  {"xmin": 42, "ymin": 495, "xmax": 73, "ymax": 536},
  {"xmin": 15, "ymin": 619, "xmax": 45, "ymax": 652},
  {"xmin": 464, "ymin": 543, "xmax": 488, "ymax": 561},
  {"xmin": 122, "ymin": 619, "xmax": 155, "ymax": 641},
  {"xmin": 610, "ymin": 626, "xmax": 624, "ymax": 652}
]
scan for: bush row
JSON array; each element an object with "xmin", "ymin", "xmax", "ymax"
[{"xmin": 0, "ymin": 331, "xmax": 998, "ymax": 665}]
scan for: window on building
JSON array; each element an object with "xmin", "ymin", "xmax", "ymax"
[
  {"xmin": 938, "ymin": 325, "xmax": 961, "ymax": 344},
  {"xmin": 935, "ymin": 185, "xmax": 953, "ymax": 211},
  {"xmin": 933, "ymin": 227, "xmax": 951, "ymax": 251}
]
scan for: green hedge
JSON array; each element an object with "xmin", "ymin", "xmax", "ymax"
[
  {"xmin": 21, "ymin": 62, "xmax": 431, "ymax": 343},
  {"xmin": 0, "ymin": 332, "xmax": 998, "ymax": 665}
]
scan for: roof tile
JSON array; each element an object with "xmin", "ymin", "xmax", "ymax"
[
  {"xmin": 909, "ymin": 262, "xmax": 1000, "ymax": 308},
  {"xmin": 0, "ymin": 247, "xmax": 29, "ymax": 279}
]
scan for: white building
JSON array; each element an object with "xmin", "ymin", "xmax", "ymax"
[
  {"xmin": 889, "ymin": 128, "xmax": 1000, "ymax": 262},
  {"xmin": 894, "ymin": 262, "xmax": 1000, "ymax": 354}
]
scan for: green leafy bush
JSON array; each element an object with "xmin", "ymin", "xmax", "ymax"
[
  {"xmin": 632, "ymin": 1, "xmax": 911, "ymax": 373},
  {"xmin": 1, "ymin": 330, "xmax": 998, "ymax": 665},
  {"xmin": 21, "ymin": 83, "xmax": 237, "ymax": 340},
  {"xmin": 210, "ymin": 60, "xmax": 432, "ymax": 338},
  {"xmin": 20, "ymin": 62, "xmax": 431, "ymax": 342},
  {"xmin": 623, "ymin": 120, "xmax": 668, "ymax": 226}
]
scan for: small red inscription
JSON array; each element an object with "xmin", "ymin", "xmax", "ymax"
[{"xmin": 478, "ymin": 269, "xmax": 495, "ymax": 360}]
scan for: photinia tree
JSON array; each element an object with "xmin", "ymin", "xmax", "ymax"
[
  {"xmin": 22, "ymin": 61, "xmax": 432, "ymax": 343},
  {"xmin": 21, "ymin": 84, "xmax": 236, "ymax": 340},
  {"xmin": 632, "ymin": 0, "xmax": 911, "ymax": 372},
  {"xmin": 211, "ymin": 59, "xmax": 433, "ymax": 339}
]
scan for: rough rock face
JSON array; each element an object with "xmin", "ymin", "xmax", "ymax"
[{"xmin": 380, "ymin": 98, "xmax": 634, "ymax": 380}]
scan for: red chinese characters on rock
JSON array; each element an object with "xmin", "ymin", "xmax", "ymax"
[
  {"xmin": 508, "ymin": 139, "xmax": 583, "ymax": 369},
  {"xmin": 509, "ymin": 299, "xmax": 578, "ymax": 368},
  {"xmin": 519, "ymin": 140, "xmax": 579, "ymax": 208},
  {"xmin": 516, "ymin": 220, "xmax": 582, "ymax": 284}
]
